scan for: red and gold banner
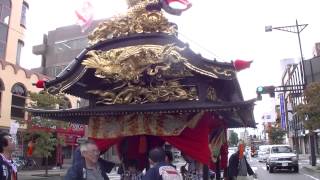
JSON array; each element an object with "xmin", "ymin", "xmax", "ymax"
[{"xmin": 88, "ymin": 112, "xmax": 203, "ymax": 138}]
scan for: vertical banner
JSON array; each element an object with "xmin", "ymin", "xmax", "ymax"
[{"xmin": 279, "ymin": 93, "xmax": 286, "ymax": 129}]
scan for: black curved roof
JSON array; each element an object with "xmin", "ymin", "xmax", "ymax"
[{"xmin": 30, "ymin": 33, "xmax": 256, "ymax": 128}]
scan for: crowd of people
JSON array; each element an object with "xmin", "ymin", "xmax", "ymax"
[
  {"xmin": 64, "ymin": 139, "xmax": 257, "ymax": 180},
  {"xmin": 64, "ymin": 140, "xmax": 181, "ymax": 180},
  {"xmin": 0, "ymin": 131, "xmax": 257, "ymax": 180}
]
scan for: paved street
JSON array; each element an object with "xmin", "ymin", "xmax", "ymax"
[
  {"xmin": 248, "ymin": 157, "xmax": 320, "ymax": 180},
  {"xmin": 18, "ymin": 158, "xmax": 320, "ymax": 180}
]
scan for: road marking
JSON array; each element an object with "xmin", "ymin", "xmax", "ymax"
[
  {"xmin": 262, "ymin": 167, "xmax": 266, "ymax": 170},
  {"xmin": 303, "ymin": 173, "xmax": 320, "ymax": 180}
]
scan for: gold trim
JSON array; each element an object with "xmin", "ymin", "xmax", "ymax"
[{"xmin": 88, "ymin": 0, "xmax": 177, "ymax": 45}]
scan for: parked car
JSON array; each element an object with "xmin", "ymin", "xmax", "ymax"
[{"xmin": 266, "ymin": 145, "xmax": 298, "ymax": 173}]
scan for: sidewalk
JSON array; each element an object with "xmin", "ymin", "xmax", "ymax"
[
  {"xmin": 18, "ymin": 164, "xmax": 70, "ymax": 180},
  {"xmin": 18, "ymin": 168, "xmax": 66, "ymax": 180},
  {"xmin": 299, "ymin": 154, "xmax": 320, "ymax": 174}
]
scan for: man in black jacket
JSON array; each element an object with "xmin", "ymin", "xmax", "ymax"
[
  {"xmin": 227, "ymin": 141, "xmax": 256, "ymax": 180},
  {"xmin": 65, "ymin": 140, "xmax": 115, "ymax": 180},
  {"xmin": 0, "ymin": 132, "xmax": 17, "ymax": 180}
]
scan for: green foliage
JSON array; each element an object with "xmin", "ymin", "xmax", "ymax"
[
  {"xmin": 32, "ymin": 132, "xmax": 57, "ymax": 158},
  {"xmin": 295, "ymin": 82, "xmax": 320, "ymax": 130},
  {"xmin": 18, "ymin": 91, "xmax": 69, "ymax": 173},
  {"xmin": 268, "ymin": 126, "xmax": 286, "ymax": 144},
  {"xmin": 229, "ymin": 131, "xmax": 239, "ymax": 146},
  {"xmin": 29, "ymin": 91, "xmax": 69, "ymax": 109}
]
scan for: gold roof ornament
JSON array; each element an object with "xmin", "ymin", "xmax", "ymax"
[
  {"xmin": 88, "ymin": 0, "xmax": 177, "ymax": 45},
  {"xmin": 126, "ymin": 0, "xmax": 147, "ymax": 8}
]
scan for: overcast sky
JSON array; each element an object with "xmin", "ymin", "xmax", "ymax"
[{"xmin": 21, "ymin": 0, "xmax": 320, "ymax": 133}]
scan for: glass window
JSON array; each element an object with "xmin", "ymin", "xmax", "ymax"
[
  {"xmin": 20, "ymin": 1, "xmax": 28, "ymax": 27},
  {"xmin": 11, "ymin": 83, "xmax": 26, "ymax": 120},
  {"xmin": 0, "ymin": 0, "xmax": 10, "ymax": 60},
  {"xmin": 0, "ymin": 41, "xmax": 5, "ymax": 59},
  {"xmin": 0, "ymin": 0, "xmax": 11, "ymax": 25},
  {"xmin": 16, "ymin": 40, "xmax": 23, "ymax": 65},
  {"xmin": 271, "ymin": 146, "xmax": 292, "ymax": 153},
  {"xmin": 12, "ymin": 83, "xmax": 26, "ymax": 96},
  {"xmin": 0, "ymin": 24, "xmax": 7, "ymax": 42}
]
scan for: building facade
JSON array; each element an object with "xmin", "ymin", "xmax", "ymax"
[
  {"xmin": 0, "ymin": 1, "xmax": 82, "ymax": 167},
  {"xmin": 281, "ymin": 56, "xmax": 320, "ymax": 155},
  {"xmin": 0, "ymin": 0, "xmax": 43, "ymax": 156}
]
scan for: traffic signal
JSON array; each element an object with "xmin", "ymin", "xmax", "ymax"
[{"xmin": 256, "ymin": 86, "xmax": 276, "ymax": 100}]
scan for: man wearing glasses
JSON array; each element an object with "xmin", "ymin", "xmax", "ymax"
[{"xmin": 65, "ymin": 140, "xmax": 115, "ymax": 180}]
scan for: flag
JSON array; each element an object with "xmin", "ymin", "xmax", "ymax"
[{"xmin": 75, "ymin": 0, "xmax": 94, "ymax": 32}]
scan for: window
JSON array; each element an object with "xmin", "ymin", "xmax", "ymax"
[
  {"xmin": 20, "ymin": 1, "xmax": 28, "ymax": 28},
  {"xmin": 0, "ymin": 78, "xmax": 4, "ymax": 116},
  {"xmin": 16, "ymin": 40, "xmax": 23, "ymax": 65},
  {"xmin": 271, "ymin": 146, "xmax": 292, "ymax": 153},
  {"xmin": 11, "ymin": 83, "xmax": 26, "ymax": 120},
  {"xmin": 0, "ymin": 0, "xmax": 10, "ymax": 59},
  {"xmin": 0, "ymin": 0, "xmax": 11, "ymax": 25}
]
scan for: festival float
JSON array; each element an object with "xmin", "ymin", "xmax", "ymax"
[{"xmin": 29, "ymin": 0, "xmax": 256, "ymax": 179}]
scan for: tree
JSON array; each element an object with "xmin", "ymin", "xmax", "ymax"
[
  {"xmin": 20, "ymin": 91, "xmax": 68, "ymax": 176},
  {"xmin": 295, "ymin": 82, "xmax": 320, "ymax": 166},
  {"xmin": 295, "ymin": 82, "xmax": 320, "ymax": 130},
  {"xmin": 229, "ymin": 131, "xmax": 239, "ymax": 146},
  {"xmin": 268, "ymin": 126, "xmax": 286, "ymax": 144}
]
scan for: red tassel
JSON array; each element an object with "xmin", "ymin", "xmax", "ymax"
[
  {"xmin": 32, "ymin": 80, "xmax": 45, "ymax": 88},
  {"xmin": 233, "ymin": 59, "xmax": 253, "ymax": 71}
]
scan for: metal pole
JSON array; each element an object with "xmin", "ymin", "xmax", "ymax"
[
  {"xmin": 296, "ymin": 19, "xmax": 317, "ymax": 166},
  {"xmin": 296, "ymin": 19, "xmax": 306, "ymax": 85}
]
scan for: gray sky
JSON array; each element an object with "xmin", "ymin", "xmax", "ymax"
[{"xmin": 21, "ymin": 0, "xmax": 320, "ymax": 132}]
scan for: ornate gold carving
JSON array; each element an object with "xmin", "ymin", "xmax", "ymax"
[
  {"xmin": 87, "ymin": 80, "xmax": 198, "ymax": 104},
  {"xmin": 88, "ymin": 0, "xmax": 177, "ymax": 45},
  {"xmin": 210, "ymin": 66, "xmax": 234, "ymax": 77},
  {"xmin": 82, "ymin": 44, "xmax": 191, "ymax": 81},
  {"xmin": 207, "ymin": 86, "xmax": 217, "ymax": 101},
  {"xmin": 82, "ymin": 44, "xmax": 199, "ymax": 104}
]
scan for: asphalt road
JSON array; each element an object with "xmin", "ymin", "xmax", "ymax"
[
  {"xmin": 248, "ymin": 157, "xmax": 320, "ymax": 180},
  {"xmin": 18, "ymin": 158, "xmax": 320, "ymax": 180}
]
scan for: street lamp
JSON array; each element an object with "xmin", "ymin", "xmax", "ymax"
[
  {"xmin": 265, "ymin": 19, "xmax": 308, "ymax": 85},
  {"xmin": 265, "ymin": 20, "xmax": 308, "ymax": 160}
]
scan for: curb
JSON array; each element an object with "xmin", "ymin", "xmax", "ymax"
[{"xmin": 302, "ymin": 165, "xmax": 320, "ymax": 173}]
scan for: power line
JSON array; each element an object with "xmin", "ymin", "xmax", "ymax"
[{"xmin": 178, "ymin": 32, "xmax": 225, "ymax": 61}]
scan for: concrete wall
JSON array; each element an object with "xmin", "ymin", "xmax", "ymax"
[
  {"xmin": 32, "ymin": 20, "xmax": 104, "ymax": 77},
  {"xmin": 305, "ymin": 57, "xmax": 320, "ymax": 83}
]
